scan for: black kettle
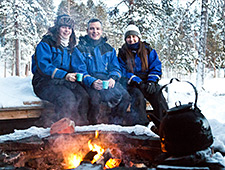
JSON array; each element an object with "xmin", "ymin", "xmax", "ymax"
[{"xmin": 159, "ymin": 78, "xmax": 213, "ymax": 156}]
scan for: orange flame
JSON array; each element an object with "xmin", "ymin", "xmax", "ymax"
[
  {"xmin": 63, "ymin": 130, "xmax": 106, "ymax": 168},
  {"xmin": 63, "ymin": 153, "xmax": 83, "ymax": 169},
  {"xmin": 95, "ymin": 130, "xmax": 99, "ymax": 138},
  {"xmin": 105, "ymin": 158, "xmax": 121, "ymax": 169}
]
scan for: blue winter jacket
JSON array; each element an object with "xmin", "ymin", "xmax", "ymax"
[
  {"xmin": 72, "ymin": 35, "xmax": 121, "ymax": 87},
  {"xmin": 118, "ymin": 42, "xmax": 162, "ymax": 84},
  {"xmin": 32, "ymin": 35, "xmax": 79, "ymax": 79}
]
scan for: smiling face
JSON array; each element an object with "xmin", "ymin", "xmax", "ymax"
[
  {"xmin": 125, "ymin": 35, "xmax": 139, "ymax": 45},
  {"xmin": 59, "ymin": 26, "xmax": 72, "ymax": 39},
  {"xmin": 87, "ymin": 21, "xmax": 102, "ymax": 40}
]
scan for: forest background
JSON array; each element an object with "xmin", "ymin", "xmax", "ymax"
[{"xmin": 0, "ymin": 0, "xmax": 224, "ymax": 89}]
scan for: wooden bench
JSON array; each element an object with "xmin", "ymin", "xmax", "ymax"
[
  {"xmin": 0, "ymin": 101, "xmax": 55, "ymax": 135},
  {"xmin": 0, "ymin": 106, "xmax": 43, "ymax": 120},
  {"xmin": 0, "ymin": 100, "xmax": 152, "ymax": 121},
  {"xmin": 0, "ymin": 100, "xmax": 54, "ymax": 120}
]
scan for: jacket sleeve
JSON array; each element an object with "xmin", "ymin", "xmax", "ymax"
[
  {"xmin": 35, "ymin": 42, "xmax": 67, "ymax": 79},
  {"xmin": 71, "ymin": 48, "xmax": 97, "ymax": 87},
  {"xmin": 107, "ymin": 48, "xmax": 122, "ymax": 80},
  {"xmin": 147, "ymin": 49, "xmax": 162, "ymax": 82}
]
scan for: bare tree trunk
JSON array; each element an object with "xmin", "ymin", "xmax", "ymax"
[
  {"xmin": 213, "ymin": 58, "xmax": 216, "ymax": 78},
  {"xmin": 25, "ymin": 62, "xmax": 30, "ymax": 77},
  {"xmin": 15, "ymin": 37, "xmax": 20, "ymax": 76},
  {"xmin": 223, "ymin": 0, "xmax": 225, "ymax": 78},
  {"xmin": 4, "ymin": 60, "xmax": 6, "ymax": 77},
  {"xmin": 11, "ymin": 62, "xmax": 14, "ymax": 76},
  {"xmin": 222, "ymin": 0, "xmax": 225, "ymax": 52},
  {"xmin": 128, "ymin": 0, "xmax": 134, "ymax": 15},
  {"xmin": 67, "ymin": 0, "xmax": 70, "ymax": 14},
  {"xmin": 14, "ymin": 2, "xmax": 20, "ymax": 76},
  {"xmin": 196, "ymin": 0, "xmax": 208, "ymax": 90}
]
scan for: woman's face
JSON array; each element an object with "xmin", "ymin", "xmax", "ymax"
[
  {"xmin": 126, "ymin": 35, "xmax": 139, "ymax": 44},
  {"xmin": 59, "ymin": 26, "xmax": 72, "ymax": 39}
]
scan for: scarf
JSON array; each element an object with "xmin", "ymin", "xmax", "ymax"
[
  {"xmin": 59, "ymin": 35, "xmax": 69, "ymax": 47},
  {"xmin": 126, "ymin": 41, "xmax": 140, "ymax": 51}
]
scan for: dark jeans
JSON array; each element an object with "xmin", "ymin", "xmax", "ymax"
[
  {"xmin": 32, "ymin": 75, "xmax": 90, "ymax": 125},
  {"xmin": 127, "ymin": 84, "xmax": 168, "ymax": 127},
  {"xmin": 85, "ymin": 82, "xmax": 131, "ymax": 125}
]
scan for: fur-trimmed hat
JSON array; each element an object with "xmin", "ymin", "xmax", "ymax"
[
  {"xmin": 124, "ymin": 24, "xmax": 142, "ymax": 40},
  {"xmin": 55, "ymin": 14, "xmax": 75, "ymax": 29}
]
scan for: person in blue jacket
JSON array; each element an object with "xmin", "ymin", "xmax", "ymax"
[
  {"xmin": 32, "ymin": 14, "xmax": 89, "ymax": 125},
  {"xmin": 118, "ymin": 23, "xmax": 168, "ymax": 128},
  {"xmin": 72, "ymin": 18, "xmax": 131, "ymax": 125}
]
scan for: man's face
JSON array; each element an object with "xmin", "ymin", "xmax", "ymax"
[{"xmin": 87, "ymin": 22, "xmax": 102, "ymax": 40}]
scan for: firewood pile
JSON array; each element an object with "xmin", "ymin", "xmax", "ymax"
[{"xmin": 0, "ymin": 130, "xmax": 161, "ymax": 169}]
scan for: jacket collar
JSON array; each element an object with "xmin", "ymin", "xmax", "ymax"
[{"xmin": 79, "ymin": 35, "xmax": 107, "ymax": 47}]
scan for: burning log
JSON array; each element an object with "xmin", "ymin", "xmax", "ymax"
[
  {"xmin": 104, "ymin": 158, "xmax": 122, "ymax": 169},
  {"xmin": 83, "ymin": 151, "xmax": 98, "ymax": 162},
  {"xmin": 96, "ymin": 148, "xmax": 113, "ymax": 166}
]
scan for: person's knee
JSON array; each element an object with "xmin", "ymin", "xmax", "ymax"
[
  {"xmin": 79, "ymin": 90, "xmax": 90, "ymax": 103},
  {"xmin": 89, "ymin": 92, "xmax": 101, "ymax": 105}
]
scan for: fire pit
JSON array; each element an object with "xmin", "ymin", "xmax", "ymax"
[{"xmin": 0, "ymin": 130, "xmax": 161, "ymax": 169}]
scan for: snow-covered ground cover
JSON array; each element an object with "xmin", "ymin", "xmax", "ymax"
[{"xmin": 0, "ymin": 76, "xmax": 225, "ymax": 166}]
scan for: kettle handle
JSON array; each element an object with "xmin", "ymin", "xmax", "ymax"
[{"xmin": 159, "ymin": 78, "xmax": 198, "ymax": 109}]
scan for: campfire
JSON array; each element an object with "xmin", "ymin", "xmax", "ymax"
[
  {"xmin": 62, "ymin": 130, "xmax": 122, "ymax": 169},
  {"xmin": 0, "ymin": 118, "xmax": 161, "ymax": 169}
]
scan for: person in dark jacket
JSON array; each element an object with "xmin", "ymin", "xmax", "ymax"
[
  {"xmin": 32, "ymin": 14, "xmax": 89, "ymax": 125},
  {"xmin": 72, "ymin": 18, "xmax": 131, "ymax": 125},
  {"xmin": 118, "ymin": 24, "xmax": 168, "ymax": 127}
]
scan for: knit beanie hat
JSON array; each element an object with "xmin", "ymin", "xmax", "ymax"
[
  {"xmin": 124, "ymin": 24, "xmax": 142, "ymax": 40},
  {"xmin": 55, "ymin": 14, "xmax": 75, "ymax": 29}
]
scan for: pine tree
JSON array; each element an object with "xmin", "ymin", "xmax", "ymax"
[
  {"xmin": 157, "ymin": 3, "xmax": 198, "ymax": 78},
  {"xmin": 0, "ymin": 0, "xmax": 55, "ymax": 77},
  {"xmin": 58, "ymin": 0, "xmax": 110, "ymax": 40},
  {"xmin": 108, "ymin": 0, "xmax": 163, "ymax": 42},
  {"xmin": 196, "ymin": 0, "xmax": 208, "ymax": 89},
  {"xmin": 206, "ymin": 0, "xmax": 225, "ymax": 77}
]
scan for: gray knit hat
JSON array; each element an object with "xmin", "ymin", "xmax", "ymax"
[
  {"xmin": 124, "ymin": 24, "xmax": 142, "ymax": 40},
  {"xmin": 55, "ymin": 14, "xmax": 75, "ymax": 29}
]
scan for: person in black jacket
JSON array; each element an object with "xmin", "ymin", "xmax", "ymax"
[
  {"xmin": 32, "ymin": 14, "xmax": 89, "ymax": 125},
  {"xmin": 118, "ymin": 24, "xmax": 168, "ymax": 127},
  {"xmin": 72, "ymin": 18, "xmax": 131, "ymax": 125}
]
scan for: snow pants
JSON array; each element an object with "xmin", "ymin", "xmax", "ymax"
[
  {"xmin": 85, "ymin": 82, "xmax": 131, "ymax": 125},
  {"xmin": 32, "ymin": 74, "xmax": 90, "ymax": 125},
  {"xmin": 126, "ymin": 84, "xmax": 168, "ymax": 127}
]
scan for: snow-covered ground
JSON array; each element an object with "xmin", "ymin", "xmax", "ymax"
[{"xmin": 0, "ymin": 76, "xmax": 225, "ymax": 166}]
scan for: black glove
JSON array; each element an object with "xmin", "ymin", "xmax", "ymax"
[
  {"xmin": 138, "ymin": 81, "xmax": 147, "ymax": 91},
  {"xmin": 128, "ymin": 76, "xmax": 142, "ymax": 87},
  {"xmin": 146, "ymin": 82, "xmax": 157, "ymax": 94},
  {"xmin": 130, "ymin": 79, "xmax": 139, "ymax": 87}
]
